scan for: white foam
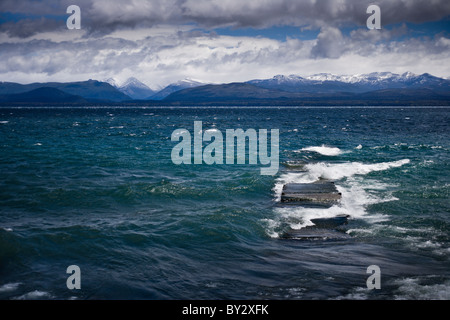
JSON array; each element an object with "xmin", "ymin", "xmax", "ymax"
[
  {"xmin": 267, "ymin": 182, "xmax": 391, "ymax": 237},
  {"xmin": 14, "ymin": 290, "xmax": 53, "ymax": 300},
  {"xmin": 346, "ymin": 228, "xmax": 374, "ymax": 235},
  {"xmin": 304, "ymin": 159, "xmax": 410, "ymax": 181},
  {"xmin": 267, "ymin": 159, "xmax": 409, "ymax": 237},
  {"xmin": 355, "ymin": 144, "xmax": 363, "ymax": 150},
  {"xmin": 205, "ymin": 128, "xmax": 221, "ymax": 133},
  {"xmin": 298, "ymin": 145, "xmax": 343, "ymax": 156},
  {"xmin": 394, "ymin": 278, "xmax": 450, "ymax": 300},
  {"xmin": 261, "ymin": 219, "xmax": 280, "ymax": 238},
  {"xmin": 416, "ymin": 240, "xmax": 441, "ymax": 249},
  {"xmin": 0, "ymin": 283, "xmax": 21, "ymax": 293},
  {"xmin": 334, "ymin": 287, "xmax": 370, "ymax": 300},
  {"xmin": 274, "ymin": 204, "xmax": 350, "ymax": 229},
  {"xmin": 274, "ymin": 159, "xmax": 409, "ymax": 201},
  {"xmin": 359, "ymin": 179, "xmax": 398, "ymax": 190},
  {"xmin": 0, "ymin": 121, "xmax": 9, "ymax": 124}
]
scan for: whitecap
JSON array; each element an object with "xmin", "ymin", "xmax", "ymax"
[
  {"xmin": 0, "ymin": 121, "xmax": 9, "ymax": 124},
  {"xmin": 299, "ymin": 145, "xmax": 343, "ymax": 156},
  {"xmin": 14, "ymin": 290, "xmax": 53, "ymax": 300},
  {"xmin": 416, "ymin": 240, "xmax": 441, "ymax": 249},
  {"xmin": 261, "ymin": 218, "xmax": 280, "ymax": 238},
  {"xmin": 205, "ymin": 128, "xmax": 221, "ymax": 134},
  {"xmin": 346, "ymin": 228, "xmax": 374, "ymax": 235},
  {"xmin": 304, "ymin": 159, "xmax": 410, "ymax": 181},
  {"xmin": 0, "ymin": 283, "xmax": 21, "ymax": 293},
  {"xmin": 334, "ymin": 287, "xmax": 371, "ymax": 300},
  {"xmin": 268, "ymin": 159, "xmax": 409, "ymax": 235},
  {"xmin": 272, "ymin": 160, "xmax": 409, "ymax": 203},
  {"xmin": 394, "ymin": 278, "xmax": 450, "ymax": 300}
]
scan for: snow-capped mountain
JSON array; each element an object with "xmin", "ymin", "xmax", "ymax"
[
  {"xmin": 247, "ymin": 72, "xmax": 450, "ymax": 94},
  {"xmin": 248, "ymin": 74, "xmax": 355, "ymax": 93},
  {"xmin": 149, "ymin": 78, "xmax": 206, "ymax": 100},
  {"xmin": 104, "ymin": 77, "xmax": 120, "ymax": 88},
  {"xmin": 117, "ymin": 77, "xmax": 155, "ymax": 100},
  {"xmin": 306, "ymin": 72, "xmax": 429, "ymax": 85},
  {"xmin": 101, "ymin": 72, "xmax": 448, "ymax": 102}
]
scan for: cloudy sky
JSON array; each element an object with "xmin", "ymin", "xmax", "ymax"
[{"xmin": 1, "ymin": 0, "xmax": 449, "ymax": 89}]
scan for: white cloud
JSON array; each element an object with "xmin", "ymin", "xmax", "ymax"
[
  {"xmin": 0, "ymin": 0, "xmax": 449, "ymax": 85},
  {"xmin": 1, "ymin": 26, "xmax": 449, "ymax": 87}
]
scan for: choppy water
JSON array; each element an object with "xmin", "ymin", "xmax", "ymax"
[{"xmin": 0, "ymin": 107, "xmax": 449, "ymax": 300}]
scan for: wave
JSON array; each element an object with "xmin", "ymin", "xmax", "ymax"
[
  {"xmin": 13, "ymin": 290, "xmax": 53, "ymax": 300},
  {"xmin": 334, "ymin": 277, "xmax": 450, "ymax": 300},
  {"xmin": 297, "ymin": 145, "xmax": 343, "ymax": 156},
  {"xmin": 371, "ymin": 143, "xmax": 448, "ymax": 151},
  {"xmin": 393, "ymin": 277, "xmax": 450, "ymax": 300},
  {"xmin": 266, "ymin": 159, "xmax": 410, "ymax": 237},
  {"xmin": 0, "ymin": 282, "xmax": 21, "ymax": 293},
  {"xmin": 304, "ymin": 159, "xmax": 410, "ymax": 181},
  {"xmin": 273, "ymin": 159, "xmax": 410, "ymax": 200}
]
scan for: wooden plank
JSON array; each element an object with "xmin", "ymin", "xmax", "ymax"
[
  {"xmin": 281, "ymin": 227, "xmax": 351, "ymax": 241},
  {"xmin": 280, "ymin": 182, "xmax": 342, "ymax": 205}
]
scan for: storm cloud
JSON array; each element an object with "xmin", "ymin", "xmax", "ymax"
[
  {"xmin": 0, "ymin": 0, "xmax": 449, "ymax": 86},
  {"xmin": 1, "ymin": 0, "xmax": 450, "ymax": 37}
]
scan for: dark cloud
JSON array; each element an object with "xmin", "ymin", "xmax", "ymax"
[
  {"xmin": 0, "ymin": 17, "xmax": 62, "ymax": 38},
  {"xmin": 0, "ymin": 0, "xmax": 448, "ymax": 84},
  {"xmin": 311, "ymin": 27, "xmax": 347, "ymax": 59},
  {"xmin": 1, "ymin": 0, "xmax": 450, "ymax": 38}
]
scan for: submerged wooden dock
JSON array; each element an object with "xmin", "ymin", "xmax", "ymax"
[
  {"xmin": 281, "ymin": 215, "xmax": 351, "ymax": 240},
  {"xmin": 280, "ymin": 181, "xmax": 342, "ymax": 207},
  {"xmin": 278, "ymin": 179, "xmax": 350, "ymax": 241}
]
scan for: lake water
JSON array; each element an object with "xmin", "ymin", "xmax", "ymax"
[{"xmin": 0, "ymin": 106, "xmax": 448, "ymax": 300}]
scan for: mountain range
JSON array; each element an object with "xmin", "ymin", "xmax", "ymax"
[
  {"xmin": 247, "ymin": 72, "xmax": 450, "ymax": 94},
  {"xmin": 109, "ymin": 77, "xmax": 156, "ymax": 100},
  {"xmin": 0, "ymin": 79, "xmax": 130, "ymax": 103},
  {"xmin": 0, "ymin": 72, "xmax": 449, "ymax": 106}
]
